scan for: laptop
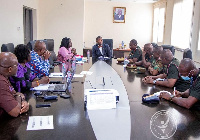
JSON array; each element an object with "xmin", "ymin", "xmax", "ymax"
[
  {"xmin": 32, "ymin": 84, "xmax": 67, "ymax": 92},
  {"xmin": 47, "ymin": 84, "xmax": 67, "ymax": 92}
]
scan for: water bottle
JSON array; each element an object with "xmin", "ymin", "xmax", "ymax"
[
  {"xmin": 122, "ymin": 41, "xmax": 124, "ymax": 49},
  {"xmin": 62, "ymin": 62, "xmax": 66, "ymax": 84},
  {"xmin": 87, "ymin": 50, "xmax": 90, "ymax": 60}
]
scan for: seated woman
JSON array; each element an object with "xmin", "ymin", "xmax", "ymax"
[
  {"xmin": 57, "ymin": 37, "xmax": 75, "ymax": 72},
  {"xmin": 9, "ymin": 44, "xmax": 49, "ymax": 92},
  {"xmin": 148, "ymin": 46, "xmax": 163, "ymax": 76}
]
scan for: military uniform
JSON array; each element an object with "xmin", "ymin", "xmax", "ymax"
[
  {"xmin": 163, "ymin": 58, "xmax": 190, "ymax": 92},
  {"xmin": 150, "ymin": 57, "xmax": 163, "ymax": 74},
  {"xmin": 128, "ymin": 46, "xmax": 142, "ymax": 62},
  {"xmin": 189, "ymin": 70, "xmax": 200, "ymax": 107},
  {"xmin": 145, "ymin": 53, "xmax": 154, "ymax": 64}
]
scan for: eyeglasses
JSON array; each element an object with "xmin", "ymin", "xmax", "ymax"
[{"xmin": 0, "ymin": 64, "xmax": 17, "ymax": 68}]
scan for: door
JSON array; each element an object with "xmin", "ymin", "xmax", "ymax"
[{"xmin": 23, "ymin": 6, "xmax": 33, "ymax": 44}]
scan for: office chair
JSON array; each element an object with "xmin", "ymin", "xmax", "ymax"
[
  {"xmin": 44, "ymin": 39, "xmax": 57, "ymax": 68},
  {"xmin": 151, "ymin": 43, "xmax": 158, "ymax": 48},
  {"xmin": 161, "ymin": 45, "xmax": 175, "ymax": 56},
  {"xmin": 1, "ymin": 43, "xmax": 15, "ymax": 53},
  {"xmin": 27, "ymin": 40, "xmax": 36, "ymax": 50},
  {"xmin": 183, "ymin": 48, "xmax": 192, "ymax": 60},
  {"xmin": 103, "ymin": 39, "xmax": 113, "ymax": 57}
]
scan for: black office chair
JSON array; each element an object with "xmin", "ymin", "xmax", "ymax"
[
  {"xmin": 1, "ymin": 43, "xmax": 15, "ymax": 53},
  {"xmin": 151, "ymin": 43, "xmax": 158, "ymax": 48},
  {"xmin": 103, "ymin": 39, "xmax": 113, "ymax": 57},
  {"xmin": 44, "ymin": 39, "xmax": 57, "ymax": 67},
  {"xmin": 27, "ymin": 40, "xmax": 36, "ymax": 51},
  {"xmin": 183, "ymin": 48, "xmax": 192, "ymax": 60},
  {"xmin": 161, "ymin": 45, "xmax": 175, "ymax": 56}
]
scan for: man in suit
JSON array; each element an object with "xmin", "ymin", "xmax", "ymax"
[
  {"xmin": 114, "ymin": 9, "xmax": 124, "ymax": 20},
  {"xmin": 92, "ymin": 36, "xmax": 111, "ymax": 59}
]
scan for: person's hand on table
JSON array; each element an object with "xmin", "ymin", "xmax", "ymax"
[
  {"xmin": 174, "ymin": 90, "xmax": 183, "ymax": 97},
  {"xmin": 39, "ymin": 76, "xmax": 49, "ymax": 84},
  {"xmin": 15, "ymin": 92, "xmax": 25, "ymax": 101},
  {"xmin": 142, "ymin": 76, "xmax": 153, "ymax": 84},
  {"xmin": 20, "ymin": 101, "xmax": 29, "ymax": 114},
  {"xmin": 129, "ymin": 59, "xmax": 133, "ymax": 63},
  {"xmin": 159, "ymin": 92, "xmax": 171, "ymax": 100}
]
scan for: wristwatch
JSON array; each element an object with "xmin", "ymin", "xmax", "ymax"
[
  {"xmin": 153, "ymin": 80, "xmax": 157, "ymax": 84},
  {"xmin": 169, "ymin": 95, "xmax": 175, "ymax": 102}
]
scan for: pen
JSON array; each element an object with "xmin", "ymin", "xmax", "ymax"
[{"xmin": 174, "ymin": 87, "xmax": 176, "ymax": 95}]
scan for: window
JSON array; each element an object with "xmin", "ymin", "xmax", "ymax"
[
  {"xmin": 171, "ymin": 0, "xmax": 194, "ymax": 49},
  {"xmin": 152, "ymin": 2, "xmax": 166, "ymax": 44}
]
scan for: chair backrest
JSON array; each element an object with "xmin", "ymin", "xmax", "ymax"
[
  {"xmin": 103, "ymin": 39, "xmax": 113, "ymax": 57},
  {"xmin": 44, "ymin": 39, "xmax": 54, "ymax": 51},
  {"xmin": 1, "ymin": 43, "xmax": 14, "ymax": 53},
  {"xmin": 27, "ymin": 40, "xmax": 36, "ymax": 51},
  {"xmin": 151, "ymin": 43, "xmax": 158, "ymax": 48},
  {"xmin": 161, "ymin": 45, "xmax": 175, "ymax": 56},
  {"xmin": 183, "ymin": 48, "xmax": 192, "ymax": 60}
]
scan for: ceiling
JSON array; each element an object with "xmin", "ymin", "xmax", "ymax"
[{"xmin": 86, "ymin": 0, "xmax": 159, "ymax": 3}]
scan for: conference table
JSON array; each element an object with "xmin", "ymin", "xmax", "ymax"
[{"xmin": 1, "ymin": 58, "xmax": 200, "ymax": 140}]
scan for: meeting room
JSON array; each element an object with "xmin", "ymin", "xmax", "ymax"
[{"xmin": 1, "ymin": 0, "xmax": 200, "ymax": 139}]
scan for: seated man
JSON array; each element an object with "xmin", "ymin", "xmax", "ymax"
[
  {"xmin": 0, "ymin": 52, "xmax": 29, "ymax": 119},
  {"xmin": 29, "ymin": 41, "xmax": 51, "ymax": 78},
  {"xmin": 135, "ymin": 43, "xmax": 153, "ymax": 68},
  {"xmin": 127, "ymin": 39, "xmax": 142, "ymax": 63},
  {"xmin": 148, "ymin": 46, "xmax": 163, "ymax": 76},
  {"xmin": 160, "ymin": 58, "xmax": 200, "ymax": 109},
  {"xmin": 92, "ymin": 36, "xmax": 111, "ymax": 59},
  {"xmin": 143, "ymin": 49, "xmax": 190, "ymax": 92}
]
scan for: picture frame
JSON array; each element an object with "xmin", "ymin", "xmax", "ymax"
[{"xmin": 113, "ymin": 7, "xmax": 126, "ymax": 23}]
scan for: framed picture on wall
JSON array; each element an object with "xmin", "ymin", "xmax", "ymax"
[{"xmin": 113, "ymin": 7, "xmax": 126, "ymax": 23}]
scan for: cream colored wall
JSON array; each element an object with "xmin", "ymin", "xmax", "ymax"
[
  {"xmin": 38, "ymin": 0, "xmax": 85, "ymax": 55},
  {"xmin": 84, "ymin": 1, "xmax": 153, "ymax": 49},
  {"xmin": 0, "ymin": 0, "xmax": 38, "ymax": 49}
]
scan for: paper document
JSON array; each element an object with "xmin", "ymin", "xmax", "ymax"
[
  {"xmin": 49, "ymin": 73, "xmax": 63, "ymax": 77},
  {"xmin": 87, "ymin": 90, "xmax": 116, "ymax": 110},
  {"xmin": 32, "ymin": 84, "xmax": 49, "ymax": 91},
  {"xmin": 27, "ymin": 115, "xmax": 54, "ymax": 130},
  {"xmin": 80, "ymin": 71, "xmax": 93, "ymax": 75},
  {"xmin": 73, "ymin": 74, "xmax": 84, "ymax": 78},
  {"xmin": 154, "ymin": 90, "xmax": 171, "ymax": 96},
  {"xmin": 76, "ymin": 61, "xmax": 84, "ymax": 64}
]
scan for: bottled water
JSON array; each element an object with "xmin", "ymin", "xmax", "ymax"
[{"xmin": 87, "ymin": 50, "xmax": 90, "ymax": 60}]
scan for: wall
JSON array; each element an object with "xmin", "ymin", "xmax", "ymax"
[
  {"xmin": 0, "ymin": 0, "xmax": 38, "ymax": 49},
  {"xmin": 38, "ymin": 0, "xmax": 85, "ymax": 55},
  {"xmin": 84, "ymin": 1, "xmax": 153, "ymax": 49}
]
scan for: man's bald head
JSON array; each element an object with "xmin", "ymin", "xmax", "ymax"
[
  {"xmin": 34, "ymin": 41, "xmax": 46, "ymax": 54},
  {"xmin": 179, "ymin": 58, "xmax": 196, "ymax": 73},
  {"xmin": 161, "ymin": 49, "xmax": 174, "ymax": 64},
  {"xmin": 0, "ymin": 52, "xmax": 18, "ymax": 77},
  {"xmin": 0, "ymin": 52, "xmax": 17, "ymax": 67}
]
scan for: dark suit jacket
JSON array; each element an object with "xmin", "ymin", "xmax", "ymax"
[
  {"xmin": 114, "ymin": 15, "xmax": 124, "ymax": 20},
  {"xmin": 92, "ymin": 44, "xmax": 111, "ymax": 58}
]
